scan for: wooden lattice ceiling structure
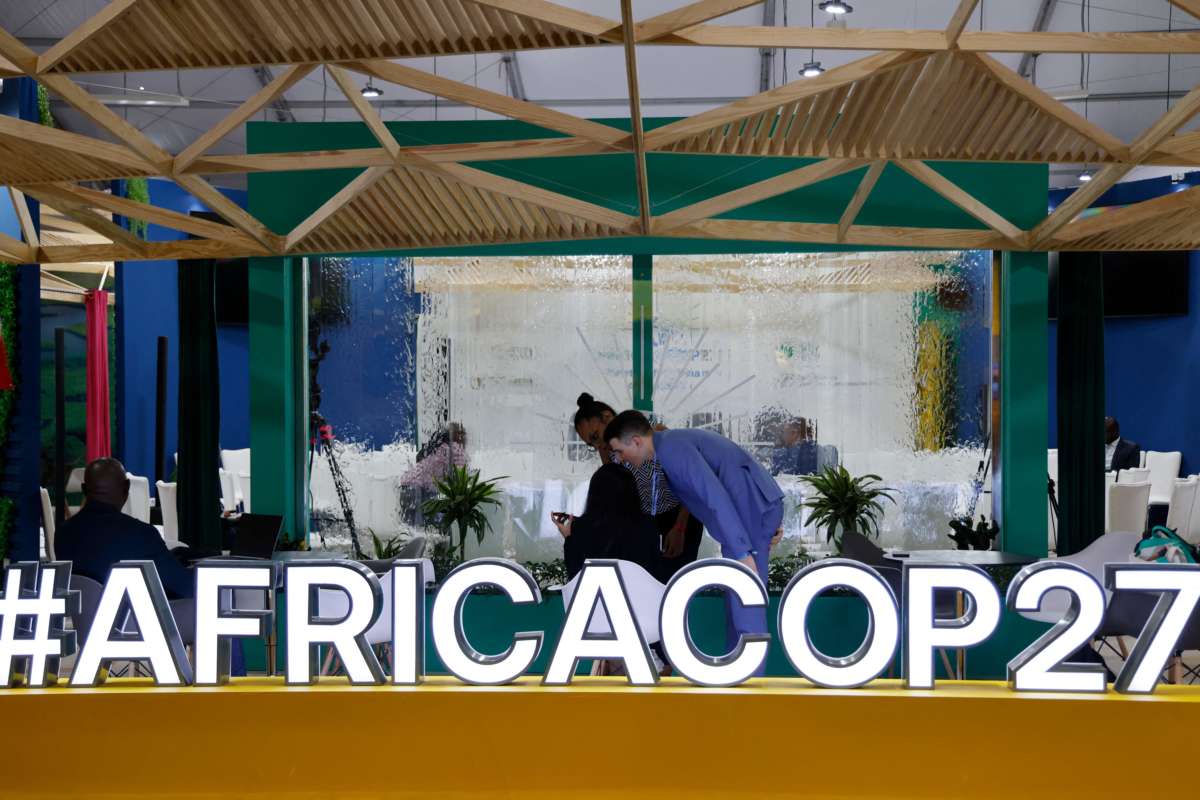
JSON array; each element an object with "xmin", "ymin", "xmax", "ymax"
[{"xmin": 6, "ymin": 0, "xmax": 1200, "ymax": 265}]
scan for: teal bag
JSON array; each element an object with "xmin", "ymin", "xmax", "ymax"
[{"xmin": 1135, "ymin": 526, "xmax": 1199, "ymax": 564}]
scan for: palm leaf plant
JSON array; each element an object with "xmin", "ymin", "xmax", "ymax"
[
  {"xmin": 420, "ymin": 467, "xmax": 506, "ymax": 561},
  {"xmin": 799, "ymin": 466, "xmax": 895, "ymax": 553}
]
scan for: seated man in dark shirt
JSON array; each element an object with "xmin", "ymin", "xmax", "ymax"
[{"xmin": 55, "ymin": 458, "xmax": 193, "ymax": 599}]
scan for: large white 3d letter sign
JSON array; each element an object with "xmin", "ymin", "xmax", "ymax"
[
  {"xmin": 285, "ymin": 561, "xmax": 384, "ymax": 685},
  {"xmin": 904, "ymin": 564, "xmax": 1001, "ymax": 689},
  {"xmin": 779, "ymin": 560, "xmax": 899, "ymax": 688},
  {"xmin": 432, "ymin": 559, "xmax": 543, "ymax": 685},
  {"xmin": 659, "ymin": 559, "xmax": 768, "ymax": 687}
]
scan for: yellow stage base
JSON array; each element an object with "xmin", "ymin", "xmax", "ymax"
[{"xmin": 3, "ymin": 676, "xmax": 1199, "ymax": 799}]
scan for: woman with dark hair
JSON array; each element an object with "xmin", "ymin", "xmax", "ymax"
[
  {"xmin": 552, "ymin": 463, "xmax": 664, "ymax": 581},
  {"xmin": 571, "ymin": 393, "xmax": 704, "ymax": 577}
]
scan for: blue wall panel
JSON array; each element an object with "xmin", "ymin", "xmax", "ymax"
[
  {"xmin": 1048, "ymin": 173, "xmax": 1200, "ymax": 474},
  {"xmin": 116, "ymin": 179, "xmax": 250, "ymax": 489}
]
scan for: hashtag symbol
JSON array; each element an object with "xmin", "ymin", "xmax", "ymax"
[{"xmin": 0, "ymin": 562, "xmax": 79, "ymax": 688}]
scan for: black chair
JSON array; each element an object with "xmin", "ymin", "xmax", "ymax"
[
  {"xmin": 839, "ymin": 531, "xmax": 958, "ymax": 677},
  {"xmin": 68, "ymin": 574, "xmax": 104, "ymax": 646}
]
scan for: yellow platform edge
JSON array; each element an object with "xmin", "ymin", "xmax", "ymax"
[{"xmin": 4, "ymin": 677, "xmax": 1198, "ymax": 799}]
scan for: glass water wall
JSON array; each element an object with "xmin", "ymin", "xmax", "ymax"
[{"xmin": 307, "ymin": 251, "xmax": 990, "ymax": 560}]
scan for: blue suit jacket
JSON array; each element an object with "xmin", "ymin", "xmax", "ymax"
[
  {"xmin": 55, "ymin": 501, "xmax": 194, "ymax": 599},
  {"xmin": 653, "ymin": 429, "xmax": 784, "ymax": 558}
]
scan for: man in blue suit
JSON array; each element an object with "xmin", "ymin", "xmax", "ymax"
[
  {"xmin": 605, "ymin": 411, "xmax": 783, "ymax": 661},
  {"xmin": 55, "ymin": 458, "xmax": 193, "ymax": 599}
]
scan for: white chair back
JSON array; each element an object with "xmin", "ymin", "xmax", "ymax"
[
  {"xmin": 156, "ymin": 481, "xmax": 179, "ymax": 546},
  {"xmin": 1107, "ymin": 481, "xmax": 1150, "ymax": 534},
  {"xmin": 1165, "ymin": 477, "xmax": 1199, "ymax": 534},
  {"xmin": 236, "ymin": 471, "xmax": 252, "ymax": 513},
  {"xmin": 316, "ymin": 560, "xmax": 436, "ymax": 647},
  {"xmin": 1144, "ymin": 451, "xmax": 1183, "ymax": 505},
  {"xmin": 122, "ymin": 474, "xmax": 152, "ymax": 524},
  {"xmin": 40, "ymin": 487, "xmax": 55, "ymax": 561},
  {"xmin": 65, "ymin": 467, "xmax": 85, "ymax": 495},
  {"xmin": 221, "ymin": 448, "xmax": 251, "ymax": 477},
  {"xmin": 1048, "ymin": 450, "xmax": 1060, "ymax": 551},
  {"xmin": 1104, "ymin": 472, "xmax": 1117, "ymax": 533},
  {"xmin": 1188, "ymin": 475, "xmax": 1200, "ymax": 546},
  {"xmin": 1117, "ymin": 468, "xmax": 1150, "ymax": 485},
  {"xmin": 1019, "ymin": 532, "xmax": 1140, "ymax": 624},
  {"xmin": 218, "ymin": 469, "xmax": 237, "ymax": 514},
  {"xmin": 560, "ymin": 560, "xmax": 666, "ymax": 645}
]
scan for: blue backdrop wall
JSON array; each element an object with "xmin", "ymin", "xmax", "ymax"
[
  {"xmin": 116, "ymin": 179, "xmax": 250, "ymax": 489},
  {"xmin": 1048, "ymin": 173, "xmax": 1200, "ymax": 475}
]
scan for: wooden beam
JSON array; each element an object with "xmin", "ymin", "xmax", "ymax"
[
  {"xmin": 1051, "ymin": 184, "xmax": 1200, "ymax": 244},
  {"xmin": 0, "ymin": 230, "xmax": 34, "ymax": 263},
  {"xmin": 946, "ymin": 0, "xmax": 980, "ymax": 47},
  {"xmin": 1168, "ymin": 1, "xmax": 1200, "ymax": 21},
  {"xmin": 0, "ymin": 25, "xmax": 38, "ymax": 73},
  {"xmin": 37, "ymin": 74, "xmax": 172, "ymax": 172},
  {"xmin": 173, "ymin": 174, "xmax": 283, "ymax": 253},
  {"xmin": 620, "ymin": 0, "xmax": 651, "ymax": 235},
  {"xmin": 959, "ymin": 30, "xmax": 1200, "ymax": 55},
  {"xmin": 187, "ymin": 138, "xmax": 614, "ymax": 176},
  {"xmin": 327, "ymin": 65, "xmax": 403, "ymax": 159},
  {"xmin": 36, "ymin": 0, "xmax": 141, "ymax": 74},
  {"xmin": 1131, "ymin": 82, "xmax": 1200, "ymax": 162},
  {"xmin": 642, "ymin": 50, "xmax": 925, "ymax": 150},
  {"xmin": 654, "ymin": 159, "xmax": 867, "ymax": 234},
  {"xmin": 285, "ymin": 166, "xmax": 393, "ymax": 251},
  {"xmin": 0, "ymin": 112, "xmax": 153, "ymax": 175},
  {"xmin": 25, "ymin": 183, "xmax": 262, "ymax": 246},
  {"xmin": 39, "ymin": 238, "xmax": 255, "ymax": 265},
  {"xmin": 434, "ymin": 162, "xmax": 637, "ymax": 232},
  {"xmin": 966, "ymin": 52, "xmax": 1129, "ymax": 159},
  {"xmin": 837, "ymin": 160, "xmax": 886, "ymax": 243},
  {"xmin": 22, "ymin": 187, "xmax": 145, "ymax": 256},
  {"xmin": 1029, "ymin": 164, "xmax": 1130, "ymax": 247},
  {"xmin": 628, "ymin": 0, "xmax": 763, "ymax": 42},
  {"xmin": 175, "ymin": 64, "xmax": 314, "ymax": 172},
  {"xmin": 674, "ymin": 26, "xmax": 945, "ymax": 50},
  {"xmin": 462, "ymin": 0, "xmax": 621, "ymax": 40},
  {"xmin": 895, "ymin": 160, "xmax": 1023, "ymax": 241},
  {"xmin": 7, "ymin": 188, "xmax": 38, "ymax": 248},
  {"xmin": 1031, "ymin": 77, "xmax": 1200, "ymax": 246},
  {"xmin": 347, "ymin": 60, "xmax": 628, "ymax": 147},
  {"xmin": 669, "ymin": 218, "xmax": 1009, "ymax": 249}
]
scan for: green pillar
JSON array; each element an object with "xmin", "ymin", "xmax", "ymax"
[
  {"xmin": 632, "ymin": 254, "xmax": 653, "ymax": 412},
  {"xmin": 248, "ymin": 256, "xmax": 308, "ymax": 542},
  {"xmin": 997, "ymin": 251, "xmax": 1048, "ymax": 557}
]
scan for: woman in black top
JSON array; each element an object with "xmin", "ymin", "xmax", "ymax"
[
  {"xmin": 572, "ymin": 393, "xmax": 703, "ymax": 576},
  {"xmin": 552, "ymin": 463, "xmax": 666, "ymax": 582}
]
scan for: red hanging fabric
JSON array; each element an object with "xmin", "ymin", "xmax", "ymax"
[
  {"xmin": 0, "ymin": 325, "xmax": 13, "ymax": 391},
  {"xmin": 85, "ymin": 289, "xmax": 111, "ymax": 461}
]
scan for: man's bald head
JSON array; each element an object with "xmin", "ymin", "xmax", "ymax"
[{"xmin": 82, "ymin": 458, "xmax": 129, "ymax": 509}]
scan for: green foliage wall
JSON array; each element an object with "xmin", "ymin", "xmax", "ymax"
[{"xmin": 0, "ymin": 263, "xmax": 17, "ymax": 559}]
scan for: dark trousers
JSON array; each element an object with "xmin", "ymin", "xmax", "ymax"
[{"xmin": 653, "ymin": 506, "xmax": 703, "ymax": 579}]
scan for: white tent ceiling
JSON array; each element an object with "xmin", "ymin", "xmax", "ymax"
[{"xmin": 4, "ymin": 0, "xmax": 1200, "ymax": 188}]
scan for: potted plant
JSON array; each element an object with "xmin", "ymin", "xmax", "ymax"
[
  {"xmin": 420, "ymin": 466, "xmax": 506, "ymax": 562},
  {"xmin": 799, "ymin": 466, "xmax": 895, "ymax": 553}
]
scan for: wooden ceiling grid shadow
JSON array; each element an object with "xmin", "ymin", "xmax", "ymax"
[{"xmin": 3, "ymin": 0, "xmax": 1200, "ymax": 263}]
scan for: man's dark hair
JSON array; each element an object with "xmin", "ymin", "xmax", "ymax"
[
  {"xmin": 81, "ymin": 457, "xmax": 130, "ymax": 508},
  {"xmin": 1105, "ymin": 416, "xmax": 1119, "ymax": 435},
  {"xmin": 604, "ymin": 410, "xmax": 653, "ymax": 444}
]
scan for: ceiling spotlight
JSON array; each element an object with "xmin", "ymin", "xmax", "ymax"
[
  {"xmin": 361, "ymin": 81, "xmax": 383, "ymax": 99},
  {"xmin": 819, "ymin": 1, "xmax": 853, "ymax": 13},
  {"xmin": 801, "ymin": 61, "xmax": 825, "ymax": 78},
  {"xmin": 1078, "ymin": 171, "xmax": 1092, "ymax": 183}
]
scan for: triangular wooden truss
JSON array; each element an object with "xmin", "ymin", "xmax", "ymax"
[{"xmin": 3, "ymin": 0, "xmax": 1200, "ymax": 264}]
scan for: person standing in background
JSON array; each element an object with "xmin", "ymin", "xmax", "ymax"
[
  {"xmin": 606, "ymin": 410, "xmax": 784, "ymax": 666},
  {"xmin": 573, "ymin": 394, "xmax": 702, "ymax": 575}
]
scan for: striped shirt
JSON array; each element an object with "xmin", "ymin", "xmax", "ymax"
[{"xmin": 611, "ymin": 452, "xmax": 679, "ymax": 516}]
